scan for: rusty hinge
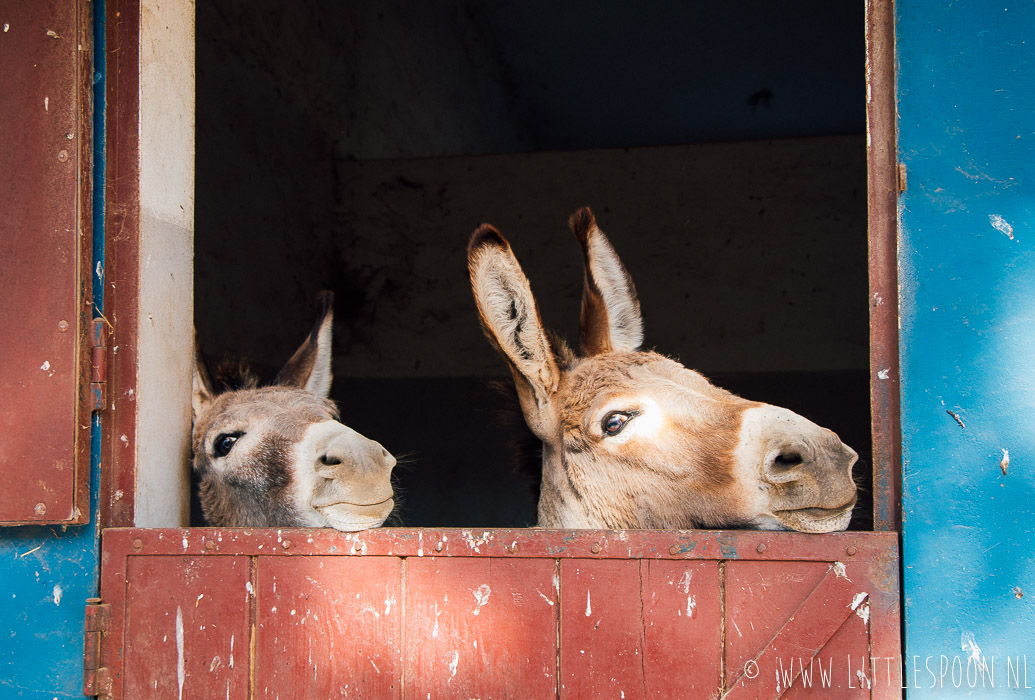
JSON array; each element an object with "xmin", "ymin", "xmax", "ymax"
[
  {"xmin": 83, "ymin": 597, "xmax": 113, "ymax": 698},
  {"xmin": 90, "ymin": 318, "xmax": 107, "ymax": 411}
]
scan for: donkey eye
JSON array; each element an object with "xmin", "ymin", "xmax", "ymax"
[
  {"xmin": 213, "ymin": 432, "xmax": 242, "ymax": 458},
  {"xmin": 602, "ymin": 412, "xmax": 634, "ymax": 436}
]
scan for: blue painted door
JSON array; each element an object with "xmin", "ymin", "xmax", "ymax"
[
  {"xmin": 0, "ymin": 1, "xmax": 103, "ymax": 697},
  {"xmin": 898, "ymin": 1, "xmax": 1035, "ymax": 695}
]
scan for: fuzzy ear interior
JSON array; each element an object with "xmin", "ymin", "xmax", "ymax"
[
  {"xmin": 192, "ymin": 334, "xmax": 216, "ymax": 424},
  {"xmin": 274, "ymin": 291, "xmax": 334, "ymax": 397},
  {"xmin": 570, "ymin": 207, "xmax": 644, "ymax": 356},
  {"xmin": 468, "ymin": 224, "xmax": 560, "ymax": 438}
]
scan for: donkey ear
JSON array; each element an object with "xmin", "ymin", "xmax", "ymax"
[
  {"xmin": 570, "ymin": 207, "xmax": 643, "ymax": 355},
  {"xmin": 468, "ymin": 224, "xmax": 560, "ymax": 438},
  {"xmin": 192, "ymin": 334, "xmax": 216, "ymax": 423},
  {"xmin": 274, "ymin": 291, "xmax": 334, "ymax": 397}
]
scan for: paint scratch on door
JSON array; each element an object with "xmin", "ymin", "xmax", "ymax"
[
  {"xmin": 989, "ymin": 214, "xmax": 1015, "ymax": 240},
  {"xmin": 472, "ymin": 584, "xmax": 491, "ymax": 615},
  {"xmin": 176, "ymin": 606, "xmax": 185, "ymax": 700}
]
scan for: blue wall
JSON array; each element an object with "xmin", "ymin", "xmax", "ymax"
[{"xmin": 898, "ymin": 1, "xmax": 1035, "ymax": 695}]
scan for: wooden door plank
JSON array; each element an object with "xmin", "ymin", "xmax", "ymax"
[
  {"xmin": 724, "ymin": 561, "xmax": 829, "ymax": 680},
  {"xmin": 404, "ymin": 557, "xmax": 558, "ymax": 698},
  {"xmin": 642, "ymin": 560, "xmax": 723, "ymax": 699},
  {"xmin": 254, "ymin": 556, "xmax": 402, "ymax": 699},
  {"xmin": 559, "ymin": 558, "xmax": 646, "ymax": 698},
  {"xmin": 723, "ymin": 562, "xmax": 871, "ymax": 699},
  {"xmin": 124, "ymin": 555, "xmax": 251, "ymax": 699},
  {"xmin": 780, "ymin": 607, "xmax": 873, "ymax": 698}
]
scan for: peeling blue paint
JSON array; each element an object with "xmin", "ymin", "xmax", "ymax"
[{"xmin": 717, "ymin": 534, "xmax": 738, "ymax": 559}]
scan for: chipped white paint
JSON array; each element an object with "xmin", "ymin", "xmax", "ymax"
[
  {"xmin": 96, "ymin": 261, "xmax": 104, "ymax": 281},
  {"xmin": 447, "ymin": 650, "xmax": 460, "ymax": 682},
  {"xmin": 1000, "ymin": 448, "xmax": 1010, "ymax": 475},
  {"xmin": 989, "ymin": 214, "xmax": 1015, "ymax": 240},
  {"xmin": 686, "ymin": 595, "xmax": 696, "ymax": 618},
  {"xmin": 245, "ymin": 581, "xmax": 254, "ymax": 596},
  {"xmin": 113, "ymin": 489, "xmax": 124, "ymax": 501},
  {"xmin": 40, "ymin": 361, "xmax": 51, "ymax": 371},
  {"xmin": 384, "ymin": 596, "xmax": 396, "ymax": 615},
  {"xmin": 676, "ymin": 570, "xmax": 693, "ymax": 594},
  {"xmin": 52, "ymin": 584, "xmax": 63, "ymax": 606},
  {"xmin": 877, "ymin": 368, "xmax": 890, "ymax": 380},
  {"xmin": 585, "ymin": 590, "xmax": 592, "ymax": 617},
  {"xmin": 229, "ymin": 634, "xmax": 234, "ymax": 669},
  {"xmin": 182, "ymin": 534, "xmax": 189, "ymax": 550},
  {"xmin": 872, "ymin": 292, "xmax": 883, "ymax": 306},
  {"xmin": 833, "ymin": 561, "xmax": 850, "ymax": 580},
  {"xmin": 856, "ymin": 601, "xmax": 870, "ymax": 625},
  {"xmin": 3, "ymin": 23, "xmax": 8, "ymax": 32},
  {"xmin": 850, "ymin": 592, "xmax": 868, "ymax": 611},
  {"xmin": 195, "ymin": 593, "xmax": 204, "ymax": 607},
  {"xmin": 44, "ymin": 96, "xmax": 49, "ymax": 112},
  {"xmin": 961, "ymin": 631, "xmax": 983, "ymax": 664},
  {"xmin": 370, "ymin": 659, "xmax": 380, "ymax": 674},
  {"xmin": 432, "ymin": 603, "xmax": 440, "ymax": 638},
  {"xmin": 120, "ymin": 434, "xmax": 129, "ymax": 446},
  {"xmin": 472, "ymin": 584, "xmax": 491, "ymax": 615},
  {"xmin": 732, "ymin": 618, "xmax": 743, "ymax": 638},
  {"xmin": 175, "ymin": 606, "xmax": 185, "ymax": 700},
  {"xmin": 461, "ymin": 530, "xmax": 493, "ymax": 553},
  {"xmin": 537, "ymin": 590, "xmax": 555, "ymax": 606}
]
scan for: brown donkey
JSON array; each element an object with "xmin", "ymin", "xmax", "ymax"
[
  {"xmin": 192, "ymin": 292, "xmax": 396, "ymax": 529},
  {"xmin": 468, "ymin": 208, "xmax": 857, "ymax": 531}
]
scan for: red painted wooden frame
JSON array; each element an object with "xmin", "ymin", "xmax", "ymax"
[
  {"xmin": 98, "ymin": 528, "xmax": 900, "ymax": 699},
  {"xmin": 100, "ymin": 0, "xmax": 142, "ymax": 528}
]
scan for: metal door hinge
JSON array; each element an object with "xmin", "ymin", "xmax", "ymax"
[
  {"xmin": 90, "ymin": 318, "xmax": 107, "ymax": 411},
  {"xmin": 83, "ymin": 598, "xmax": 112, "ymax": 698}
]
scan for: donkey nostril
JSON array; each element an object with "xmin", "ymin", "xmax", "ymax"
[
  {"xmin": 319, "ymin": 455, "xmax": 342, "ymax": 467},
  {"xmin": 773, "ymin": 452, "xmax": 804, "ymax": 469}
]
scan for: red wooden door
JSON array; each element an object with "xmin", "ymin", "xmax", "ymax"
[
  {"xmin": 96, "ymin": 528, "xmax": 900, "ymax": 698},
  {"xmin": 0, "ymin": 0, "xmax": 93, "ymax": 525}
]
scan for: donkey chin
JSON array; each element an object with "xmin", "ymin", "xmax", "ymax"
[
  {"xmin": 766, "ymin": 501, "xmax": 857, "ymax": 533},
  {"xmin": 314, "ymin": 498, "xmax": 396, "ymax": 532}
]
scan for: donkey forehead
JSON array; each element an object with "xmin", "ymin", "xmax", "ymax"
[
  {"xmin": 559, "ymin": 352, "xmax": 742, "ymax": 423},
  {"xmin": 195, "ymin": 387, "xmax": 338, "ymax": 436}
]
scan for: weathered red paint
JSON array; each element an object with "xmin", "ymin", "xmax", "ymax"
[
  {"xmin": 98, "ymin": 528, "xmax": 900, "ymax": 698},
  {"xmin": 867, "ymin": 0, "xmax": 902, "ymax": 531},
  {"xmin": 101, "ymin": 0, "xmax": 143, "ymax": 527},
  {"xmin": 0, "ymin": 0, "xmax": 92, "ymax": 525},
  {"xmin": 257, "ymin": 556, "xmax": 403, "ymax": 698},
  {"xmin": 123, "ymin": 555, "xmax": 251, "ymax": 697}
]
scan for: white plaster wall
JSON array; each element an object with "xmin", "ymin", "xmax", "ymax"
[{"xmin": 135, "ymin": 0, "xmax": 195, "ymax": 527}]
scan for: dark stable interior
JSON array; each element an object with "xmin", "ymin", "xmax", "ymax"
[{"xmin": 194, "ymin": 1, "xmax": 871, "ymax": 529}]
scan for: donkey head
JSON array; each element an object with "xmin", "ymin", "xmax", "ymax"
[
  {"xmin": 192, "ymin": 292, "xmax": 396, "ymax": 530},
  {"xmin": 468, "ymin": 208, "xmax": 857, "ymax": 532}
]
